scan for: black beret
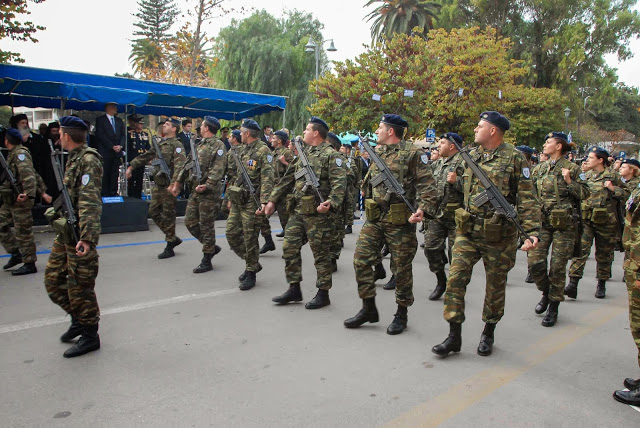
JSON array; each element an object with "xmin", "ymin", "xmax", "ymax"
[
  {"xmin": 326, "ymin": 132, "xmax": 341, "ymax": 149},
  {"xmin": 165, "ymin": 118, "xmax": 181, "ymax": 128},
  {"xmin": 309, "ymin": 116, "xmax": 329, "ymax": 131},
  {"xmin": 230, "ymin": 125, "xmax": 240, "ymax": 130},
  {"xmin": 545, "ymin": 131, "xmax": 568, "ymax": 143},
  {"xmin": 622, "ymin": 159, "xmax": 640, "ymax": 169},
  {"xmin": 274, "ymin": 130, "xmax": 289, "ymax": 141},
  {"xmin": 381, "ymin": 114, "xmax": 408, "ymax": 129},
  {"xmin": 479, "ymin": 111, "xmax": 510, "ymax": 132},
  {"xmin": 59, "ymin": 116, "xmax": 89, "ymax": 130},
  {"xmin": 5, "ymin": 128, "xmax": 22, "ymax": 140},
  {"xmin": 204, "ymin": 116, "xmax": 221, "ymax": 129},
  {"xmin": 241, "ymin": 119, "xmax": 261, "ymax": 131},
  {"xmin": 231, "ymin": 129, "xmax": 242, "ymax": 141},
  {"xmin": 442, "ymin": 132, "xmax": 463, "ymax": 146},
  {"xmin": 516, "ymin": 145, "xmax": 534, "ymax": 155},
  {"xmin": 9, "ymin": 114, "xmax": 28, "ymax": 127},
  {"xmin": 220, "ymin": 126, "xmax": 229, "ymax": 132},
  {"xmin": 589, "ymin": 146, "xmax": 609, "ymax": 158},
  {"xmin": 48, "ymin": 121, "xmax": 60, "ymax": 129}
]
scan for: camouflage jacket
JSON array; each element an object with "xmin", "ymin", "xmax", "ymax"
[
  {"xmin": 177, "ymin": 137, "xmax": 227, "ymax": 194},
  {"xmin": 622, "ymin": 176, "xmax": 640, "ymax": 193},
  {"xmin": 461, "ymin": 142, "xmax": 540, "ymax": 236},
  {"xmin": 2, "ymin": 144, "xmax": 37, "ymax": 199},
  {"xmin": 431, "ymin": 151, "xmax": 465, "ymax": 216},
  {"xmin": 582, "ymin": 168, "xmax": 627, "ymax": 222},
  {"xmin": 623, "ymin": 183, "xmax": 640, "ymax": 279},
  {"xmin": 362, "ymin": 141, "xmax": 438, "ymax": 218},
  {"xmin": 64, "ymin": 145, "xmax": 103, "ymax": 245},
  {"xmin": 270, "ymin": 141, "xmax": 347, "ymax": 209},
  {"xmin": 531, "ymin": 157, "xmax": 589, "ymax": 213},
  {"xmin": 272, "ymin": 146, "xmax": 294, "ymax": 184},
  {"xmin": 130, "ymin": 136, "xmax": 187, "ymax": 184},
  {"xmin": 230, "ymin": 139, "xmax": 274, "ymax": 204}
]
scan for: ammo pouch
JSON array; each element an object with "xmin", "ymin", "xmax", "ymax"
[
  {"xmin": 483, "ymin": 216, "xmax": 503, "ymax": 243},
  {"xmin": 443, "ymin": 202, "xmax": 461, "ymax": 219},
  {"xmin": 226, "ymin": 185, "xmax": 246, "ymax": 205},
  {"xmin": 299, "ymin": 195, "xmax": 317, "ymax": 215},
  {"xmin": 45, "ymin": 207, "xmax": 73, "ymax": 245},
  {"xmin": 454, "ymin": 208, "xmax": 471, "ymax": 234},
  {"xmin": 365, "ymin": 199, "xmax": 381, "ymax": 222},
  {"xmin": 549, "ymin": 209, "xmax": 571, "ymax": 230},
  {"xmin": 152, "ymin": 170, "xmax": 170, "ymax": 187},
  {"xmin": 386, "ymin": 203, "xmax": 409, "ymax": 225},
  {"xmin": 591, "ymin": 208, "xmax": 609, "ymax": 224}
]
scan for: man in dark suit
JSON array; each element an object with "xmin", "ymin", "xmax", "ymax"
[
  {"xmin": 178, "ymin": 119, "xmax": 194, "ymax": 157},
  {"xmin": 94, "ymin": 102, "xmax": 125, "ymax": 196},
  {"xmin": 261, "ymin": 125, "xmax": 273, "ymax": 150}
]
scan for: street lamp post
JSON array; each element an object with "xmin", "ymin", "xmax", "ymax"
[
  {"xmin": 564, "ymin": 107, "xmax": 571, "ymax": 135},
  {"xmin": 304, "ymin": 38, "xmax": 337, "ymax": 80}
]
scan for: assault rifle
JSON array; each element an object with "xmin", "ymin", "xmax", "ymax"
[
  {"xmin": 447, "ymin": 136, "xmax": 534, "ymax": 245},
  {"xmin": 293, "ymin": 138, "xmax": 324, "ymax": 203},
  {"xmin": 229, "ymin": 146, "xmax": 261, "ymax": 207},
  {"xmin": 48, "ymin": 140, "xmax": 82, "ymax": 249},
  {"xmin": 151, "ymin": 136, "xmax": 171, "ymax": 180},
  {"xmin": 188, "ymin": 139, "xmax": 202, "ymax": 183},
  {"xmin": 0, "ymin": 150, "xmax": 20, "ymax": 195}
]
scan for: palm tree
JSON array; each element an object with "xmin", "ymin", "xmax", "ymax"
[
  {"xmin": 129, "ymin": 39, "xmax": 165, "ymax": 76},
  {"xmin": 365, "ymin": 0, "xmax": 442, "ymax": 45}
]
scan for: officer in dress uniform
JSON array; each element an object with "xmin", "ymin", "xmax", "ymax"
[{"xmin": 126, "ymin": 115, "xmax": 150, "ymax": 199}]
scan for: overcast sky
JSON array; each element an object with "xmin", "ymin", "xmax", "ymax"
[{"xmin": 4, "ymin": 0, "xmax": 640, "ymax": 89}]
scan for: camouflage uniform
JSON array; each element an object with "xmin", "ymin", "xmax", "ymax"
[
  {"xmin": 528, "ymin": 158, "xmax": 589, "ymax": 302},
  {"xmin": 130, "ymin": 137, "xmax": 186, "ymax": 243},
  {"xmin": 0, "ymin": 144, "xmax": 37, "ymax": 263},
  {"xmin": 354, "ymin": 141, "xmax": 438, "ymax": 306},
  {"xmin": 623, "ymin": 184, "xmax": 640, "ymax": 369},
  {"xmin": 258, "ymin": 146, "xmax": 294, "ymax": 236},
  {"xmin": 423, "ymin": 151, "xmax": 465, "ymax": 274},
  {"xmin": 44, "ymin": 145, "xmax": 103, "ymax": 325},
  {"xmin": 444, "ymin": 143, "xmax": 540, "ymax": 324},
  {"xmin": 177, "ymin": 137, "xmax": 227, "ymax": 254},
  {"xmin": 225, "ymin": 140, "xmax": 274, "ymax": 272},
  {"xmin": 330, "ymin": 151, "xmax": 353, "ymax": 262},
  {"xmin": 344, "ymin": 153, "xmax": 363, "ymax": 227},
  {"xmin": 568, "ymin": 169, "xmax": 627, "ymax": 280},
  {"xmin": 270, "ymin": 142, "xmax": 347, "ymax": 289}
]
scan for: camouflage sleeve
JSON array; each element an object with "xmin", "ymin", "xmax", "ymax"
[
  {"xmin": 175, "ymin": 158, "xmax": 189, "ymax": 184},
  {"xmin": 283, "ymin": 148, "xmax": 294, "ymax": 164},
  {"xmin": 15, "ymin": 151, "xmax": 37, "ymax": 197},
  {"xmin": 613, "ymin": 173, "xmax": 630, "ymax": 201},
  {"xmin": 77, "ymin": 154, "xmax": 103, "ymax": 245},
  {"xmin": 452, "ymin": 158, "xmax": 466, "ymax": 194},
  {"xmin": 413, "ymin": 152, "xmax": 438, "ymax": 218},
  {"xmin": 269, "ymin": 159, "xmax": 296, "ymax": 203},
  {"xmin": 326, "ymin": 151, "xmax": 347, "ymax": 209},
  {"xmin": 36, "ymin": 171, "xmax": 47, "ymax": 195},
  {"xmin": 130, "ymin": 146, "xmax": 156, "ymax": 170},
  {"xmin": 568, "ymin": 163, "xmax": 589, "ymax": 201},
  {"xmin": 513, "ymin": 152, "xmax": 540, "ymax": 237},
  {"xmin": 171, "ymin": 141, "xmax": 187, "ymax": 183},
  {"xmin": 258, "ymin": 146, "xmax": 274, "ymax": 204},
  {"xmin": 205, "ymin": 141, "xmax": 227, "ymax": 191}
]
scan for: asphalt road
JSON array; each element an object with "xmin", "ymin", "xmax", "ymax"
[{"xmin": 0, "ymin": 217, "xmax": 639, "ymax": 427}]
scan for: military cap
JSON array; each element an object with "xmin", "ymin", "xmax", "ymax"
[
  {"xmin": 343, "ymin": 141, "xmax": 352, "ymax": 148},
  {"xmin": 381, "ymin": 114, "xmax": 408, "ymax": 129},
  {"xmin": 9, "ymin": 114, "xmax": 28, "ymax": 128},
  {"xmin": 516, "ymin": 145, "xmax": 534, "ymax": 155},
  {"xmin": 48, "ymin": 121, "xmax": 60, "ymax": 129},
  {"xmin": 241, "ymin": 119, "xmax": 261, "ymax": 131},
  {"xmin": 326, "ymin": 132, "xmax": 342, "ymax": 150},
  {"xmin": 545, "ymin": 131, "xmax": 568, "ymax": 143},
  {"xmin": 204, "ymin": 115, "xmax": 221, "ymax": 129},
  {"xmin": 230, "ymin": 125, "xmax": 240, "ymax": 130},
  {"xmin": 442, "ymin": 132, "xmax": 463, "ymax": 146},
  {"xmin": 220, "ymin": 126, "xmax": 229, "ymax": 132},
  {"xmin": 589, "ymin": 146, "xmax": 609, "ymax": 158},
  {"xmin": 127, "ymin": 114, "xmax": 143, "ymax": 123},
  {"xmin": 5, "ymin": 127, "xmax": 22, "ymax": 140},
  {"xmin": 622, "ymin": 159, "xmax": 640, "ymax": 169},
  {"xmin": 274, "ymin": 130, "xmax": 289, "ymax": 141},
  {"xmin": 231, "ymin": 129, "xmax": 242, "ymax": 141},
  {"xmin": 531, "ymin": 155, "xmax": 538, "ymax": 163},
  {"xmin": 165, "ymin": 117, "xmax": 181, "ymax": 128},
  {"xmin": 309, "ymin": 116, "xmax": 329, "ymax": 131},
  {"xmin": 59, "ymin": 116, "xmax": 89, "ymax": 130},
  {"xmin": 479, "ymin": 111, "xmax": 510, "ymax": 132}
]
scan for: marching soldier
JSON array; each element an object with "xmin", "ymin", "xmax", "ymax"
[
  {"xmin": 527, "ymin": 132, "xmax": 589, "ymax": 327},
  {"xmin": 126, "ymin": 114, "xmax": 150, "ymax": 199},
  {"xmin": 344, "ymin": 114, "xmax": 438, "ymax": 334},
  {"xmin": 126, "ymin": 118, "xmax": 187, "ymax": 259},
  {"xmin": 44, "ymin": 116, "xmax": 103, "ymax": 358},
  {"xmin": 269, "ymin": 130, "xmax": 294, "ymax": 237},
  {"xmin": 327, "ymin": 132, "xmax": 353, "ymax": 271},
  {"xmin": 566, "ymin": 147, "xmax": 627, "ymax": 299},
  {"xmin": 341, "ymin": 140, "xmax": 362, "ymax": 235},
  {"xmin": 225, "ymin": 119, "xmax": 274, "ymax": 290},
  {"xmin": 171, "ymin": 116, "xmax": 227, "ymax": 273},
  {"xmin": 265, "ymin": 117, "xmax": 346, "ymax": 309},
  {"xmin": 620, "ymin": 158, "xmax": 640, "ymax": 190},
  {"xmin": 423, "ymin": 133, "xmax": 466, "ymax": 301},
  {"xmin": 432, "ymin": 111, "xmax": 540, "ymax": 357},
  {"xmin": 221, "ymin": 129, "xmax": 242, "ymax": 216}
]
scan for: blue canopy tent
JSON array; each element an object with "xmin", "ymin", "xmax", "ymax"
[{"xmin": 0, "ymin": 64, "xmax": 287, "ymax": 120}]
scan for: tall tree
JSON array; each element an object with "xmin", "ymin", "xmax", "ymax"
[
  {"xmin": 132, "ymin": 0, "xmax": 179, "ymax": 44},
  {"xmin": 0, "ymin": 0, "xmax": 46, "ymax": 63},
  {"xmin": 365, "ymin": 0, "xmax": 442, "ymax": 44}
]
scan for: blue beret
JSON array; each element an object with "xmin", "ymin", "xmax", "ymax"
[
  {"xmin": 309, "ymin": 116, "xmax": 329, "ymax": 131},
  {"xmin": 165, "ymin": 118, "xmax": 181, "ymax": 128},
  {"xmin": 479, "ymin": 111, "xmax": 510, "ymax": 132},
  {"xmin": 231, "ymin": 129, "xmax": 242, "ymax": 141},
  {"xmin": 5, "ymin": 127, "xmax": 22, "ymax": 140},
  {"xmin": 516, "ymin": 145, "xmax": 534, "ymax": 155},
  {"xmin": 622, "ymin": 159, "xmax": 640, "ymax": 168},
  {"xmin": 381, "ymin": 114, "xmax": 408, "ymax": 129},
  {"xmin": 241, "ymin": 119, "xmax": 261, "ymax": 131},
  {"xmin": 59, "ymin": 116, "xmax": 89, "ymax": 130},
  {"xmin": 441, "ymin": 132, "xmax": 463, "ymax": 146},
  {"xmin": 545, "ymin": 131, "xmax": 568, "ymax": 143},
  {"xmin": 204, "ymin": 116, "xmax": 220, "ymax": 129},
  {"xmin": 589, "ymin": 146, "xmax": 609, "ymax": 158},
  {"xmin": 274, "ymin": 130, "xmax": 289, "ymax": 141}
]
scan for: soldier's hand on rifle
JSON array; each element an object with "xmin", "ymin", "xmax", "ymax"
[
  {"xmin": 255, "ymin": 203, "xmax": 266, "ymax": 215},
  {"xmin": 76, "ymin": 240, "xmax": 90, "ymax": 256},
  {"xmin": 317, "ymin": 200, "xmax": 331, "ymax": 214},
  {"xmin": 41, "ymin": 193, "xmax": 52, "ymax": 204},
  {"xmin": 409, "ymin": 209, "xmax": 424, "ymax": 224},
  {"xmin": 125, "ymin": 166, "xmax": 133, "ymax": 180},
  {"xmin": 447, "ymin": 171, "xmax": 457, "ymax": 184},
  {"xmin": 264, "ymin": 201, "xmax": 276, "ymax": 216},
  {"xmin": 195, "ymin": 184, "xmax": 206, "ymax": 194},
  {"xmin": 604, "ymin": 180, "xmax": 614, "ymax": 191},
  {"xmin": 169, "ymin": 183, "xmax": 180, "ymax": 197},
  {"xmin": 520, "ymin": 236, "xmax": 539, "ymax": 251},
  {"xmin": 16, "ymin": 193, "xmax": 28, "ymax": 203},
  {"xmin": 561, "ymin": 168, "xmax": 572, "ymax": 184}
]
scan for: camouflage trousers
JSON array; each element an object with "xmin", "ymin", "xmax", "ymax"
[
  {"xmin": 354, "ymin": 220, "xmax": 417, "ymax": 307},
  {"xmin": 343, "ymin": 185, "xmax": 359, "ymax": 227},
  {"xmin": 569, "ymin": 221, "xmax": 617, "ymax": 280},
  {"xmin": 423, "ymin": 217, "xmax": 455, "ymax": 273},
  {"xmin": 150, "ymin": 185, "xmax": 178, "ymax": 243},
  {"xmin": 330, "ymin": 208, "xmax": 347, "ymax": 261},
  {"xmin": 185, "ymin": 191, "xmax": 220, "ymax": 254},
  {"xmin": 226, "ymin": 201, "xmax": 261, "ymax": 272},
  {"xmin": 624, "ymin": 269, "xmax": 640, "ymax": 368},
  {"xmin": 0, "ymin": 200, "xmax": 36, "ymax": 263},
  {"xmin": 44, "ymin": 239, "xmax": 100, "ymax": 325},
  {"xmin": 260, "ymin": 197, "xmax": 289, "ymax": 236},
  {"xmin": 527, "ymin": 225, "xmax": 575, "ymax": 302},
  {"xmin": 259, "ymin": 214, "xmax": 272, "ymax": 237},
  {"xmin": 444, "ymin": 231, "xmax": 518, "ymax": 324},
  {"xmin": 283, "ymin": 212, "xmax": 333, "ymax": 289}
]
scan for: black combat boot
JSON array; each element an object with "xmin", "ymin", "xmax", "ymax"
[
  {"xmin": 535, "ymin": 292, "xmax": 549, "ymax": 314},
  {"xmin": 3, "ymin": 252, "xmax": 22, "ymax": 270},
  {"xmin": 595, "ymin": 279, "xmax": 606, "ymax": 299},
  {"xmin": 259, "ymin": 234, "xmax": 276, "ymax": 254},
  {"xmin": 374, "ymin": 263, "xmax": 387, "ymax": 281},
  {"xmin": 432, "ymin": 322, "xmax": 462, "ymax": 356},
  {"xmin": 60, "ymin": 317, "xmax": 83, "ymax": 343},
  {"xmin": 275, "ymin": 230, "xmax": 285, "ymax": 238},
  {"xmin": 428, "ymin": 270, "xmax": 447, "ymax": 301},
  {"xmin": 63, "ymin": 324, "xmax": 100, "ymax": 358},
  {"xmin": 613, "ymin": 387, "xmax": 640, "ymax": 406},
  {"xmin": 477, "ymin": 323, "xmax": 496, "ymax": 356},
  {"xmin": 239, "ymin": 271, "xmax": 256, "ymax": 290},
  {"xmin": 332, "ymin": 258, "xmax": 338, "ymax": 273},
  {"xmin": 564, "ymin": 277, "xmax": 579, "ymax": 299},
  {"xmin": 344, "ymin": 297, "xmax": 379, "ymax": 328},
  {"xmin": 272, "ymin": 283, "xmax": 303, "ymax": 304},
  {"xmin": 193, "ymin": 253, "xmax": 214, "ymax": 273},
  {"xmin": 344, "ymin": 225, "xmax": 353, "ymax": 234},
  {"xmin": 305, "ymin": 289, "xmax": 330, "ymax": 309},
  {"xmin": 158, "ymin": 237, "xmax": 181, "ymax": 259},
  {"xmin": 541, "ymin": 301, "xmax": 559, "ymax": 327},
  {"xmin": 624, "ymin": 377, "xmax": 640, "ymax": 390},
  {"xmin": 383, "ymin": 274, "xmax": 396, "ymax": 290},
  {"xmin": 239, "ymin": 262, "xmax": 261, "ymax": 282},
  {"xmin": 381, "ymin": 244, "xmax": 390, "ymax": 257},
  {"xmin": 387, "ymin": 305, "xmax": 408, "ymax": 335},
  {"xmin": 12, "ymin": 262, "xmax": 37, "ymax": 276},
  {"xmin": 525, "ymin": 268, "xmax": 534, "ymax": 283}
]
